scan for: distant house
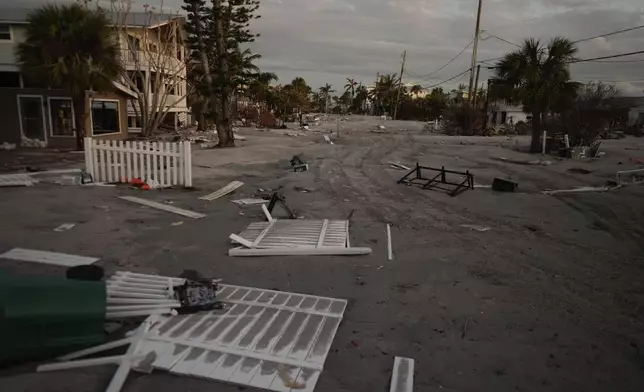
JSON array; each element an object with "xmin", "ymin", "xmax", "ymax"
[
  {"xmin": 488, "ymin": 101, "xmax": 529, "ymax": 125},
  {"xmin": 610, "ymin": 97, "xmax": 644, "ymax": 127}
]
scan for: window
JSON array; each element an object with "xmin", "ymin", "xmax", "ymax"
[
  {"xmin": 0, "ymin": 71, "xmax": 20, "ymax": 87},
  {"xmin": 0, "ymin": 25, "xmax": 11, "ymax": 41},
  {"xmin": 49, "ymin": 98, "xmax": 75, "ymax": 136},
  {"xmin": 91, "ymin": 100, "xmax": 120, "ymax": 135},
  {"xmin": 128, "ymin": 115, "xmax": 142, "ymax": 131}
]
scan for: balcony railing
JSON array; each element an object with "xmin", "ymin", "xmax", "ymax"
[{"xmin": 121, "ymin": 49, "xmax": 184, "ymax": 74}]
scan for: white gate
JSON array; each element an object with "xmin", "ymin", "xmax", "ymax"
[{"xmin": 84, "ymin": 137, "xmax": 192, "ymax": 187}]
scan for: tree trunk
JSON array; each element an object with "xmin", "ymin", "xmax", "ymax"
[
  {"xmin": 213, "ymin": 0, "xmax": 234, "ymax": 147},
  {"xmin": 72, "ymin": 95, "xmax": 86, "ymax": 151},
  {"xmin": 530, "ymin": 110, "xmax": 542, "ymax": 153}
]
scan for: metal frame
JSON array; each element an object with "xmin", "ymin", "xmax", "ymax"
[
  {"xmin": 47, "ymin": 96, "xmax": 76, "ymax": 138},
  {"xmin": 398, "ymin": 163, "xmax": 474, "ymax": 197}
]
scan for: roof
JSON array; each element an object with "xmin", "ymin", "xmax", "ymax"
[
  {"xmin": 0, "ymin": 7, "xmax": 184, "ymax": 27},
  {"xmin": 610, "ymin": 96, "xmax": 644, "ymax": 108}
]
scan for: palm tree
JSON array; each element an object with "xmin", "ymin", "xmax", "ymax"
[
  {"xmin": 16, "ymin": 4, "xmax": 123, "ymax": 149},
  {"xmin": 493, "ymin": 37, "xmax": 578, "ymax": 152},
  {"xmin": 354, "ymin": 84, "xmax": 369, "ymax": 113},
  {"xmin": 319, "ymin": 83, "xmax": 335, "ymax": 113},
  {"xmin": 344, "ymin": 78, "xmax": 358, "ymax": 110},
  {"xmin": 248, "ymin": 72, "xmax": 277, "ymax": 109}
]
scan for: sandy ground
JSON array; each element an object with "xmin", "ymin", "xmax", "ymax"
[{"xmin": 1, "ymin": 115, "xmax": 644, "ymax": 392}]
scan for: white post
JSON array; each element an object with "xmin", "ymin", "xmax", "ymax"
[
  {"xmin": 542, "ymin": 130, "xmax": 547, "ymax": 154},
  {"xmin": 184, "ymin": 141, "xmax": 192, "ymax": 187},
  {"xmin": 564, "ymin": 134, "xmax": 570, "ymax": 148},
  {"xmin": 125, "ymin": 141, "xmax": 132, "ymax": 183},
  {"xmin": 171, "ymin": 142, "xmax": 178, "ymax": 185},
  {"xmin": 386, "ymin": 224, "xmax": 393, "ymax": 261},
  {"xmin": 145, "ymin": 141, "xmax": 151, "ymax": 183},
  {"xmin": 118, "ymin": 140, "xmax": 125, "ymax": 182}
]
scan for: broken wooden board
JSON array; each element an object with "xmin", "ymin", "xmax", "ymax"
[
  {"xmin": 0, "ymin": 248, "xmax": 99, "ymax": 266},
  {"xmin": 231, "ymin": 199, "xmax": 269, "ymax": 206},
  {"xmin": 390, "ymin": 357, "xmax": 414, "ymax": 392},
  {"xmin": 119, "ymin": 196, "xmax": 206, "ymax": 219},
  {"xmin": 200, "ymin": 181, "xmax": 244, "ymax": 201},
  {"xmin": 111, "ymin": 271, "xmax": 347, "ymax": 392},
  {"xmin": 0, "ymin": 173, "xmax": 35, "ymax": 187},
  {"xmin": 229, "ymin": 246, "xmax": 373, "ymax": 257}
]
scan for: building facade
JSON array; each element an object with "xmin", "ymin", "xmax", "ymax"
[{"xmin": 0, "ymin": 8, "xmax": 189, "ymax": 149}]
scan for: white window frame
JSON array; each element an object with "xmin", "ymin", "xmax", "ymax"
[
  {"xmin": 0, "ymin": 24, "xmax": 12, "ymax": 42},
  {"xmin": 47, "ymin": 97, "xmax": 76, "ymax": 138},
  {"xmin": 16, "ymin": 94, "xmax": 47, "ymax": 143},
  {"xmin": 128, "ymin": 115, "xmax": 142, "ymax": 133},
  {"xmin": 90, "ymin": 98, "xmax": 121, "ymax": 136}
]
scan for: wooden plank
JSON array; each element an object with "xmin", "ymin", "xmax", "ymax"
[
  {"xmin": 199, "ymin": 181, "xmax": 244, "ymax": 201},
  {"xmin": 125, "ymin": 141, "xmax": 132, "ymax": 182},
  {"xmin": 229, "ymin": 247, "xmax": 372, "ymax": 257},
  {"xmin": 390, "ymin": 357, "xmax": 414, "ymax": 392},
  {"xmin": 118, "ymin": 140, "xmax": 125, "ymax": 182},
  {"xmin": 0, "ymin": 248, "xmax": 98, "ymax": 266},
  {"xmin": 387, "ymin": 224, "xmax": 393, "ymax": 260},
  {"xmin": 119, "ymin": 196, "xmax": 206, "ymax": 219},
  {"xmin": 251, "ymin": 220, "xmax": 275, "ymax": 248},
  {"xmin": 171, "ymin": 142, "xmax": 178, "ymax": 185},
  {"xmin": 152, "ymin": 142, "xmax": 159, "ymax": 185},
  {"xmin": 178, "ymin": 141, "xmax": 184, "ymax": 185},
  {"xmin": 316, "ymin": 219, "xmax": 329, "ymax": 249},
  {"xmin": 230, "ymin": 234, "xmax": 254, "ymax": 248},
  {"xmin": 99, "ymin": 140, "xmax": 107, "ymax": 182},
  {"xmin": 145, "ymin": 141, "xmax": 151, "ymax": 183},
  {"xmin": 91, "ymin": 139, "xmax": 99, "ymax": 182},
  {"xmin": 165, "ymin": 142, "xmax": 172, "ymax": 186}
]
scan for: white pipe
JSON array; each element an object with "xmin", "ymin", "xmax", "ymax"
[
  {"xmin": 57, "ymin": 338, "xmax": 134, "ymax": 361},
  {"xmin": 107, "ymin": 298, "xmax": 179, "ymax": 305},
  {"xmin": 106, "ymin": 304, "xmax": 179, "ymax": 312},
  {"xmin": 37, "ymin": 355, "xmax": 136, "ymax": 372},
  {"xmin": 386, "ymin": 224, "xmax": 393, "ymax": 261},
  {"xmin": 106, "ymin": 308, "xmax": 174, "ymax": 319}
]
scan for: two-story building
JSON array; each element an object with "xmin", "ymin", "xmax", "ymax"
[{"xmin": 0, "ymin": 7, "xmax": 189, "ymax": 149}]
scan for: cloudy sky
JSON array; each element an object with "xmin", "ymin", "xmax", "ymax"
[{"xmin": 28, "ymin": 0, "xmax": 644, "ymax": 95}]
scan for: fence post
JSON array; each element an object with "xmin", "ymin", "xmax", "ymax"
[
  {"xmin": 84, "ymin": 137, "xmax": 93, "ymax": 178},
  {"xmin": 184, "ymin": 141, "xmax": 192, "ymax": 187}
]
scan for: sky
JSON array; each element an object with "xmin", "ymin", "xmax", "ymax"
[{"xmin": 23, "ymin": 0, "xmax": 644, "ymax": 95}]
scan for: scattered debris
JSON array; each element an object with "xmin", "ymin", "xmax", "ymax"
[
  {"xmin": 542, "ymin": 186, "xmax": 610, "ymax": 195},
  {"xmin": 0, "ymin": 142, "xmax": 16, "ymax": 150},
  {"xmin": 21, "ymin": 136, "xmax": 46, "ymax": 148},
  {"xmin": 120, "ymin": 196, "xmax": 206, "ymax": 219},
  {"xmin": 398, "ymin": 163, "xmax": 474, "ymax": 197},
  {"xmin": 266, "ymin": 192, "xmax": 297, "ymax": 219},
  {"xmin": 234, "ymin": 134, "xmax": 247, "ymax": 141},
  {"xmin": 0, "ymin": 173, "xmax": 36, "ymax": 187},
  {"xmin": 53, "ymin": 223, "xmax": 76, "ymax": 232},
  {"xmin": 461, "ymin": 224, "xmax": 491, "ymax": 232},
  {"xmin": 199, "ymin": 181, "xmax": 244, "ymax": 201},
  {"xmin": 389, "ymin": 162, "xmax": 411, "ymax": 171},
  {"xmin": 294, "ymin": 186, "xmax": 315, "ymax": 193},
  {"xmin": 324, "ymin": 135, "xmax": 334, "ymax": 145},
  {"xmin": 229, "ymin": 219, "xmax": 371, "ymax": 256},
  {"xmin": 390, "ymin": 357, "xmax": 414, "ymax": 392},
  {"xmin": 617, "ymin": 168, "xmax": 644, "ymax": 186},
  {"xmin": 171, "ymin": 221, "xmax": 184, "ymax": 226},
  {"xmin": 567, "ymin": 168, "xmax": 592, "ymax": 174},
  {"xmin": 528, "ymin": 160, "xmax": 552, "ymax": 166},
  {"xmin": 492, "ymin": 178, "xmax": 518, "ymax": 192},
  {"xmin": 386, "ymin": 224, "xmax": 393, "ymax": 261},
  {"xmin": 290, "ymin": 155, "xmax": 309, "ymax": 172},
  {"xmin": 0, "ymin": 248, "xmax": 99, "ymax": 267},
  {"xmin": 461, "ymin": 317, "xmax": 470, "ymax": 339},
  {"xmin": 231, "ymin": 198, "xmax": 269, "ymax": 206}
]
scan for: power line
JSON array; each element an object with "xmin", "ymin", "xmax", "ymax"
[
  {"xmin": 570, "ymin": 50, "xmax": 644, "ymax": 63},
  {"xmin": 572, "ymin": 24, "xmax": 644, "ymax": 44},
  {"xmin": 420, "ymin": 68, "xmax": 471, "ymax": 90},
  {"xmin": 408, "ymin": 39, "xmax": 474, "ymax": 80},
  {"xmin": 480, "ymin": 30, "xmax": 520, "ymax": 47},
  {"xmin": 584, "ymin": 59, "xmax": 644, "ymax": 63}
]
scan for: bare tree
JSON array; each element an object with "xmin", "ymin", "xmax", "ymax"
[{"xmin": 111, "ymin": 0, "xmax": 193, "ymax": 136}]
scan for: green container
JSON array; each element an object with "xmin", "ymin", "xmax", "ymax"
[{"xmin": 0, "ymin": 270, "xmax": 106, "ymax": 365}]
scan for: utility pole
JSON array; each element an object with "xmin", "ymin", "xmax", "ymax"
[
  {"xmin": 472, "ymin": 64, "xmax": 481, "ymax": 107},
  {"xmin": 483, "ymin": 79, "xmax": 491, "ymax": 127},
  {"xmin": 467, "ymin": 0, "xmax": 483, "ymax": 104},
  {"xmin": 393, "ymin": 50, "xmax": 407, "ymax": 120},
  {"xmin": 373, "ymin": 72, "xmax": 380, "ymax": 115}
]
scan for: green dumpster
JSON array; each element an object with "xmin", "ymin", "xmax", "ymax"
[{"xmin": 0, "ymin": 270, "xmax": 106, "ymax": 365}]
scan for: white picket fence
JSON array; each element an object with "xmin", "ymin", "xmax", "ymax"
[{"xmin": 84, "ymin": 137, "xmax": 192, "ymax": 187}]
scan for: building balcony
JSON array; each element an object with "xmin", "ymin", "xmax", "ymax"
[{"xmin": 122, "ymin": 50, "xmax": 185, "ymax": 76}]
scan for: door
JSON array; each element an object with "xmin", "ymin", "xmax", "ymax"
[{"xmin": 18, "ymin": 96, "xmax": 46, "ymax": 141}]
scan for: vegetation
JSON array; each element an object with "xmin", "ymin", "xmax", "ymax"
[
  {"xmin": 183, "ymin": 0, "xmax": 261, "ymax": 146},
  {"xmin": 16, "ymin": 3, "xmax": 123, "ymax": 149},
  {"xmin": 492, "ymin": 37, "xmax": 578, "ymax": 152}
]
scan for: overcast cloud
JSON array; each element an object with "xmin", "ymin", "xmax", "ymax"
[{"xmin": 27, "ymin": 0, "xmax": 644, "ymax": 95}]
